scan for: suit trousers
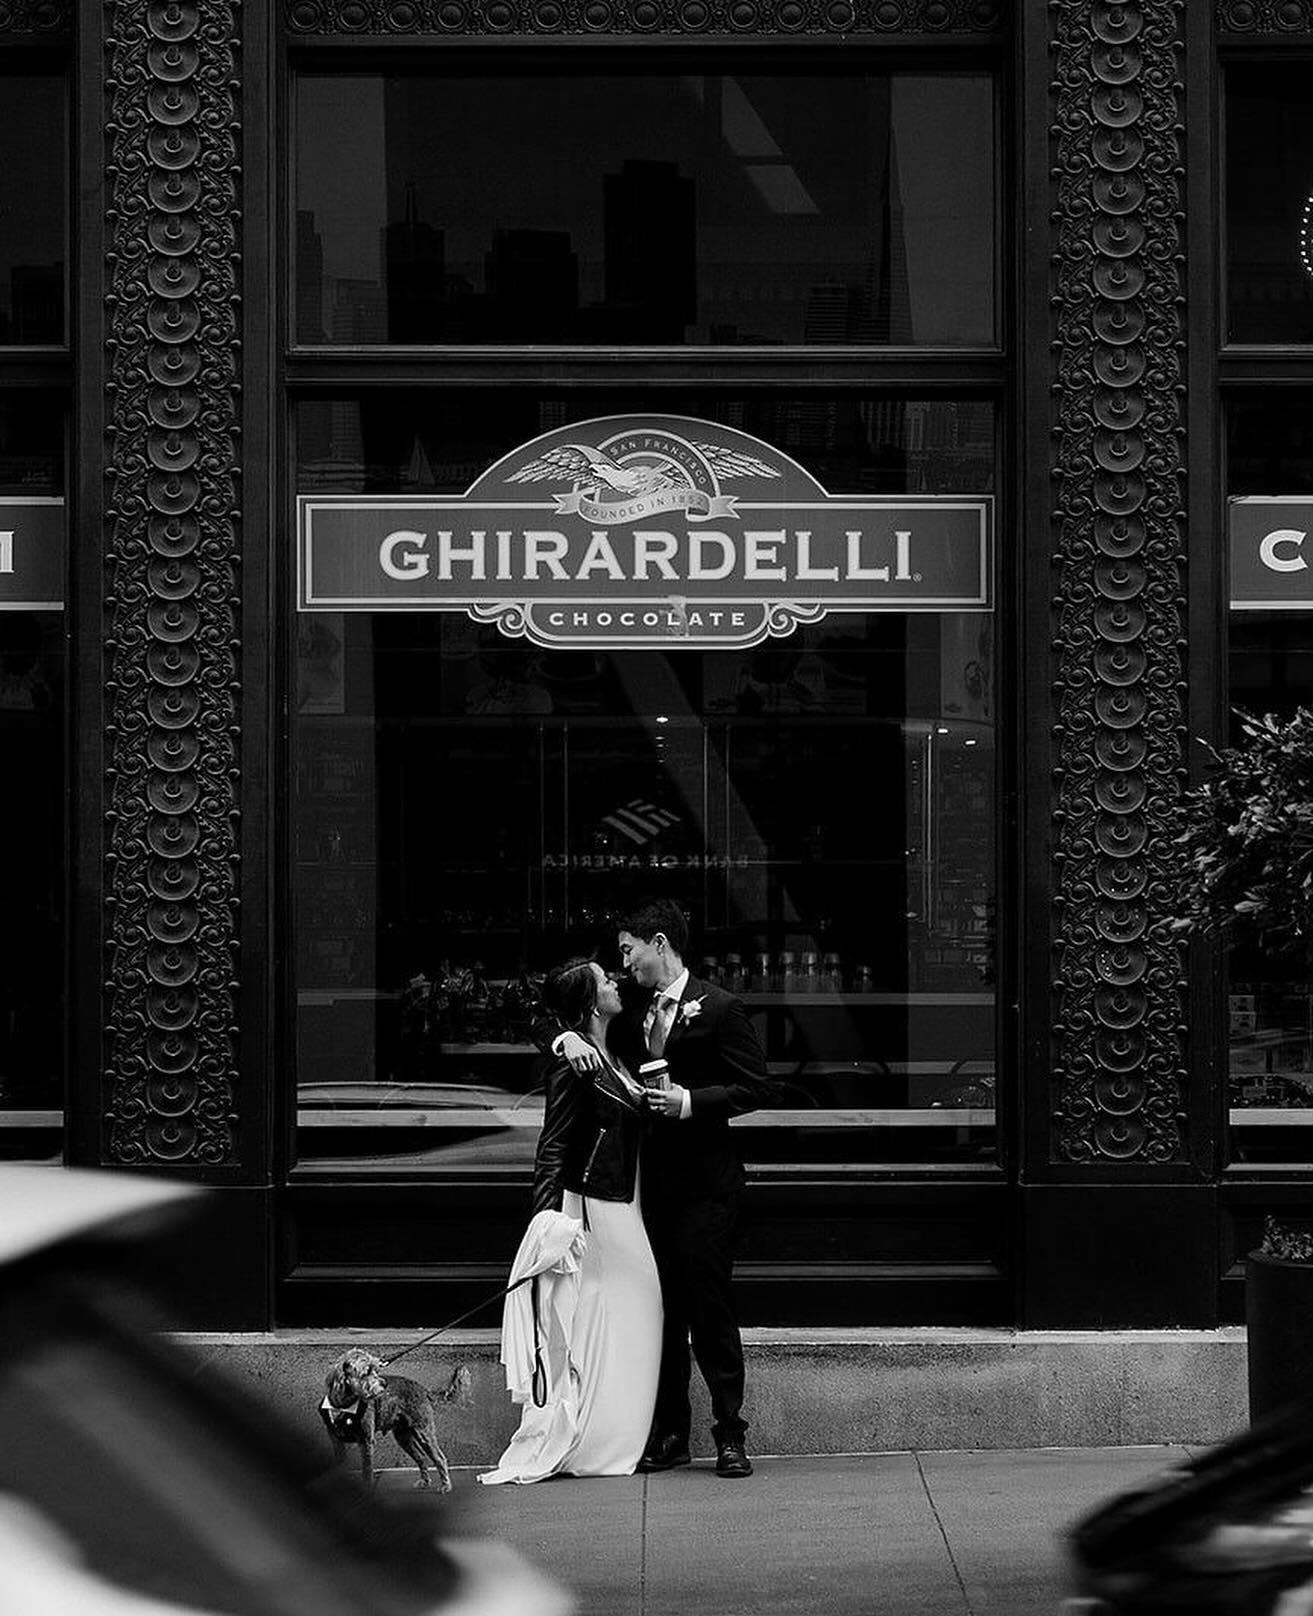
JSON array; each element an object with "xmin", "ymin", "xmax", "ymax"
[{"xmin": 642, "ymin": 1187, "xmax": 747, "ymax": 1447}]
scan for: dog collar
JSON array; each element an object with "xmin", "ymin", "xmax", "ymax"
[{"xmin": 320, "ymin": 1395, "xmax": 366, "ymax": 1422}]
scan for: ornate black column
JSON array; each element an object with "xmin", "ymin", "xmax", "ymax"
[
  {"xmin": 1019, "ymin": 0, "xmax": 1215, "ymax": 1324},
  {"xmin": 74, "ymin": 1, "xmax": 271, "ymax": 1324}
]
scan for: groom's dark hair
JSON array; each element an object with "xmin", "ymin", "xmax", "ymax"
[{"xmin": 618, "ymin": 898, "xmax": 689, "ymax": 958}]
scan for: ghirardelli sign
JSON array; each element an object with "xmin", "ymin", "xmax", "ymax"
[
  {"xmin": 0, "ymin": 497, "xmax": 64, "ymax": 611},
  {"xmin": 1229, "ymin": 496, "xmax": 1313, "ymax": 610},
  {"xmin": 298, "ymin": 415, "xmax": 992, "ymax": 648}
]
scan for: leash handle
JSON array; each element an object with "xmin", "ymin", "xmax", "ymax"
[
  {"xmin": 379, "ymin": 1269, "xmax": 537, "ymax": 1367},
  {"xmin": 530, "ymin": 1275, "xmax": 548, "ymax": 1408}
]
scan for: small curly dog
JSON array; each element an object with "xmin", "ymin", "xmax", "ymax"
[{"xmin": 321, "ymin": 1349, "xmax": 470, "ymax": 1490}]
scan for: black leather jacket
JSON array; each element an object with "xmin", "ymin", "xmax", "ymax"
[{"xmin": 531, "ymin": 1057, "xmax": 646, "ymax": 1216}]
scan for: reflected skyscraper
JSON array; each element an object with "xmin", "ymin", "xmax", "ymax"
[
  {"xmin": 484, "ymin": 229, "xmax": 578, "ymax": 340},
  {"xmin": 8, "ymin": 265, "xmax": 61, "ymax": 344},
  {"xmin": 331, "ymin": 279, "xmax": 387, "ymax": 343},
  {"xmin": 382, "ymin": 183, "xmax": 445, "ymax": 343},
  {"xmin": 296, "ymin": 210, "xmax": 326, "ymax": 344},
  {"xmin": 855, "ymin": 119, "xmax": 912, "ymax": 344},
  {"xmin": 604, "ymin": 159, "xmax": 695, "ymax": 342},
  {"xmin": 804, "ymin": 282, "xmax": 860, "ymax": 344}
]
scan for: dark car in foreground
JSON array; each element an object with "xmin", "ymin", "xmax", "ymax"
[
  {"xmin": 1067, "ymin": 1402, "xmax": 1313, "ymax": 1613},
  {"xmin": 0, "ymin": 1166, "xmax": 569, "ymax": 1616}
]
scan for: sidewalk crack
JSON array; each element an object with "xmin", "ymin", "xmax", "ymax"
[
  {"xmin": 914, "ymin": 1452, "xmax": 976, "ymax": 1616},
  {"xmin": 639, "ymin": 1474, "xmax": 649, "ymax": 1616}
]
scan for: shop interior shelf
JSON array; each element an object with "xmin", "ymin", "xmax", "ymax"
[
  {"xmin": 1229, "ymin": 1108, "xmax": 1313, "ymax": 1125},
  {"xmin": 296, "ymin": 1105, "xmax": 995, "ymax": 1129},
  {"xmin": 739, "ymin": 992, "xmax": 994, "ymax": 1006},
  {"xmin": 295, "ymin": 989, "xmax": 995, "ymax": 1009}
]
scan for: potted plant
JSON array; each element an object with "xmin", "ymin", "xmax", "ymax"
[
  {"xmin": 1246, "ymin": 1218, "xmax": 1313, "ymax": 1418},
  {"xmin": 1173, "ymin": 706, "xmax": 1313, "ymax": 1420}
]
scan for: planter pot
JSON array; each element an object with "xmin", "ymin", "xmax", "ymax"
[{"xmin": 1246, "ymin": 1250, "xmax": 1313, "ymax": 1421}]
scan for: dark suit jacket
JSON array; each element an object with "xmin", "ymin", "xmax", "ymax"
[{"xmin": 612, "ymin": 975, "xmax": 771, "ymax": 1203}]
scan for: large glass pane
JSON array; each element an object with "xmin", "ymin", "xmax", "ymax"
[
  {"xmin": 1226, "ymin": 65, "xmax": 1313, "ymax": 346},
  {"xmin": 294, "ymin": 72, "xmax": 995, "ymax": 348},
  {"xmin": 1227, "ymin": 392, "xmax": 1313, "ymax": 1165},
  {"xmin": 0, "ymin": 75, "xmax": 66, "ymax": 345},
  {"xmin": 292, "ymin": 394, "xmax": 997, "ymax": 1173},
  {"xmin": 0, "ymin": 395, "xmax": 64, "ymax": 1160}
]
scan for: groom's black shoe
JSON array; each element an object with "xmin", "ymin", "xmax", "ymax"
[
  {"xmin": 636, "ymin": 1434, "xmax": 692, "ymax": 1473},
  {"xmin": 715, "ymin": 1439, "xmax": 753, "ymax": 1479}
]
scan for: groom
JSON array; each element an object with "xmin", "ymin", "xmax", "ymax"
[{"xmin": 553, "ymin": 898, "xmax": 771, "ymax": 1479}]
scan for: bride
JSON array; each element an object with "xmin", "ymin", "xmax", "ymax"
[{"xmin": 479, "ymin": 958, "xmax": 661, "ymax": 1483}]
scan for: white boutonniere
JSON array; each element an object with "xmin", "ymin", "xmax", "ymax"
[{"xmin": 678, "ymin": 996, "xmax": 704, "ymax": 1024}]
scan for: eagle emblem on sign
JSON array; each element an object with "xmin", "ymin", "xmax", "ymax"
[{"xmin": 504, "ymin": 432, "xmax": 781, "ymax": 524}]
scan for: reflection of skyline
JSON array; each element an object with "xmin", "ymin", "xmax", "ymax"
[
  {"xmin": 301, "ymin": 119, "xmax": 914, "ymax": 346},
  {"xmin": 384, "ymin": 183, "xmax": 444, "ymax": 343},
  {"xmin": 0, "ymin": 264, "xmax": 62, "ymax": 344},
  {"xmin": 297, "ymin": 71, "xmax": 995, "ymax": 347},
  {"xmin": 331, "ymin": 158, "xmax": 698, "ymax": 343},
  {"xmin": 604, "ymin": 160, "xmax": 695, "ymax": 342},
  {"xmin": 297, "ymin": 395, "xmax": 994, "ymax": 497},
  {"xmin": 801, "ymin": 128, "xmax": 910, "ymax": 346},
  {"xmin": 485, "ymin": 229, "xmax": 578, "ymax": 340}
]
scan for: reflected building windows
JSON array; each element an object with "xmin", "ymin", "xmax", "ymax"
[
  {"xmin": 294, "ymin": 72, "xmax": 996, "ymax": 349},
  {"xmin": 0, "ymin": 76, "xmax": 65, "ymax": 347},
  {"xmin": 1226, "ymin": 64, "xmax": 1313, "ymax": 346}
]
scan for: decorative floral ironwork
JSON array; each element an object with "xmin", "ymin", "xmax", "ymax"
[
  {"xmin": 1216, "ymin": 1, "xmax": 1313, "ymax": 30},
  {"xmin": 1048, "ymin": 1, "xmax": 1190, "ymax": 1164},
  {"xmin": 0, "ymin": 1, "xmax": 72, "ymax": 31},
  {"xmin": 284, "ymin": 0, "xmax": 1001, "ymax": 32},
  {"xmin": 102, "ymin": 1, "xmax": 241, "ymax": 1165}
]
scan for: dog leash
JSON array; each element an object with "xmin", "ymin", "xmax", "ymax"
[
  {"xmin": 379, "ymin": 1271, "xmax": 549, "ymax": 1407},
  {"xmin": 379, "ymin": 1272, "xmax": 536, "ymax": 1366}
]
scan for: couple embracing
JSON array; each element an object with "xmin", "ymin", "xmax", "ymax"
[{"xmin": 479, "ymin": 898, "xmax": 771, "ymax": 1486}]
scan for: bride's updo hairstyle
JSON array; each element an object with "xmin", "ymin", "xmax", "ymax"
[{"xmin": 541, "ymin": 957, "xmax": 599, "ymax": 1032}]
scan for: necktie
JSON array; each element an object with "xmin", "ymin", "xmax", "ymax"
[{"xmin": 646, "ymin": 993, "xmax": 676, "ymax": 1056}]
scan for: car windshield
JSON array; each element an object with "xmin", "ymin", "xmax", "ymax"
[{"xmin": 0, "ymin": 1269, "xmax": 456, "ymax": 1616}]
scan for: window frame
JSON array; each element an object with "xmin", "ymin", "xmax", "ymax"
[
  {"xmin": 274, "ymin": 21, "xmax": 1018, "ymax": 1328},
  {"xmin": 1219, "ymin": 44, "xmax": 1313, "ymax": 1172},
  {"xmin": 0, "ymin": 45, "xmax": 71, "ymax": 1162}
]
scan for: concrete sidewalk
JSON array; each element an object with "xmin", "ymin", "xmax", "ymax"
[{"xmin": 388, "ymin": 1446, "xmax": 1195, "ymax": 1615}]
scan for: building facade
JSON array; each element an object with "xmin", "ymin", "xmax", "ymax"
[{"xmin": 3, "ymin": 0, "xmax": 1312, "ymax": 1335}]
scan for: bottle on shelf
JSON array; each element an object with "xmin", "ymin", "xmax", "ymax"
[
  {"xmin": 801, "ymin": 951, "xmax": 820, "ymax": 994},
  {"xmin": 724, "ymin": 952, "xmax": 745, "ymax": 994},
  {"xmin": 752, "ymin": 951, "xmax": 772, "ymax": 994},
  {"xmin": 854, "ymin": 964, "xmax": 875, "ymax": 995},
  {"xmin": 701, "ymin": 955, "xmax": 722, "ymax": 987},
  {"xmin": 822, "ymin": 952, "xmax": 843, "ymax": 994},
  {"xmin": 778, "ymin": 951, "xmax": 797, "ymax": 994}
]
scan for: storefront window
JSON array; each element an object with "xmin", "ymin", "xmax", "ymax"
[
  {"xmin": 1226, "ymin": 391, "xmax": 1313, "ymax": 1165},
  {"xmin": 0, "ymin": 75, "xmax": 66, "ymax": 346},
  {"xmin": 0, "ymin": 394, "xmax": 65, "ymax": 1160},
  {"xmin": 293, "ymin": 71, "xmax": 996, "ymax": 348},
  {"xmin": 1225, "ymin": 64, "xmax": 1313, "ymax": 347},
  {"xmin": 292, "ymin": 393, "xmax": 997, "ymax": 1174}
]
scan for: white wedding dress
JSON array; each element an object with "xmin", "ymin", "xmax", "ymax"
[{"xmin": 479, "ymin": 1168, "xmax": 661, "ymax": 1484}]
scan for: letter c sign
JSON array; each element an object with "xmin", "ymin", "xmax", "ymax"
[{"xmin": 1260, "ymin": 528, "xmax": 1308, "ymax": 573}]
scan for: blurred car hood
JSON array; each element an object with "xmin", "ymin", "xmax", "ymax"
[{"xmin": 0, "ymin": 1166, "xmax": 199, "ymax": 1267}]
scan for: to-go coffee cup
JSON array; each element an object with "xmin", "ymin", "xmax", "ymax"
[{"xmin": 639, "ymin": 1058, "xmax": 670, "ymax": 1091}]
